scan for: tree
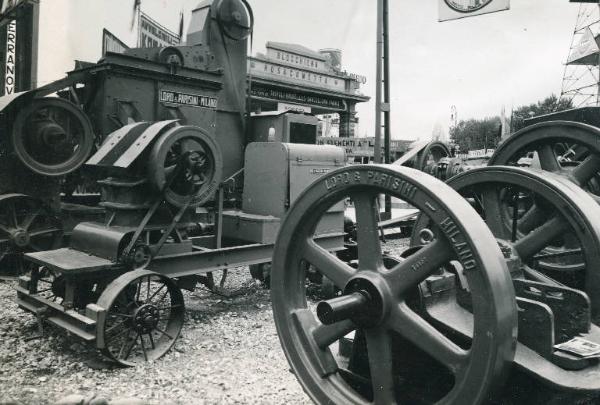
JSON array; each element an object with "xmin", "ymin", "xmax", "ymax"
[
  {"xmin": 510, "ymin": 94, "xmax": 573, "ymax": 133},
  {"xmin": 449, "ymin": 116, "xmax": 501, "ymax": 152},
  {"xmin": 450, "ymin": 94, "xmax": 573, "ymax": 152}
]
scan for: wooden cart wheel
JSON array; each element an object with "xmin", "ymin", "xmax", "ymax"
[
  {"xmin": 271, "ymin": 165, "xmax": 517, "ymax": 405},
  {"xmin": 97, "ymin": 269, "xmax": 185, "ymax": 366}
]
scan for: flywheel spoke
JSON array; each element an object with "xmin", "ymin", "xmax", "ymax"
[
  {"xmin": 365, "ymin": 327, "xmax": 397, "ymax": 405},
  {"xmin": 351, "ymin": 193, "xmax": 383, "ymax": 270},
  {"xmin": 517, "ymin": 205, "xmax": 546, "ymax": 234},
  {"xmin": 513, "ymin": 215, "xmax": 570, "ymax": 260},
  {"xmin": 293, "ymin": 308, "xmax": 356, "ymax": 350},
  {"xmin": 389, "ymin": 303, "xmax": 469, "ymax": 374},
  {"xmin": 384, "ymin": 237, "xmax": 454, "ymax": 296},
  {"xmin": 571, "ymin": 154, "xmax": 600, "ymax": 186},
  {"xmin": 537, "ymin": 144, "xmax": 561, "ymax": 172},
  {"xmin": 303, "ymin": 239, "xmax": 356, "ymax": 289}
]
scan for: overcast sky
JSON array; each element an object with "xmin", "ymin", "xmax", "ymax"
[{"xmin": 247, "ymin": 0, "xmax": 582, "ymax": 140}]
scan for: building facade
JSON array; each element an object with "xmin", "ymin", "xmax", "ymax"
[{"xmin": 248, "ymin": 42, "xmax": 368, "ymax": 137}]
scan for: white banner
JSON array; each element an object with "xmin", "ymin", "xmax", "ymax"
[{"xmin": 439, "ymin": 0, "xmax": 510, "ymax": 22}]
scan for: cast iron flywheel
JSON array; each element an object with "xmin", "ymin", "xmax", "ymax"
[
  {"xmin": 489, "ymin": 121, "xmax": 600, "ymax": 196},
  {"xmin": 11, "ymin": 97, "xmax": 94, "ymax": 176},
  {"xmin": 415, "ymin": 166, "xmax": 600, "ymax": 320},
  {"xmin": 271, "ymin": 164, "xmax": 517, "ymax": 405}
]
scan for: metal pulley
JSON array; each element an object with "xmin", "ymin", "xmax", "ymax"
[
  {"xmin": 10, "ymin": 97, "xmax": 94, "ymax": 176},
  {"xmin": 271, "ymin": 164, "xmax": 517, "ymax": 404},
  {"xmin": 147, "ymin": 125, "xmax": 223, "ymax": 208},
  {"xmin": 216, "ymin": 0, "xmax": 254, "ymax": 41}
]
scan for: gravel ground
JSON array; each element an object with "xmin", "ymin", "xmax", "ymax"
[{"xmin": 0, "ymin": 238, "xmax": 410, "ymax": 405}]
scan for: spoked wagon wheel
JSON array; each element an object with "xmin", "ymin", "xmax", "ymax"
[
  {"xmin": 0, "ymin": 194, "xmax": 62, "ymax": 270},
  {"xmin": 97, "ymin": 270, "xmax": 185, "ymax": 366},
  {"xmin": 271, "ymin": 165, "xmax": 517, "ymax": 404}
]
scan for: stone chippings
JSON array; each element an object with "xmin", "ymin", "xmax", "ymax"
[{"xmin": 0, "ymin": 238, "xmax": 410, "ymax": 405}]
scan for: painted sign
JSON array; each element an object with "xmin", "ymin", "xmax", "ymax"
[
  {"xmin": 139, "ymin": 12, "xmax": 180, "ymax": 48},
  {"xmin": 267, "ymin": 48, "xmax": 324, "ymax": 71},
  {"xmin": 159, "ymin": 89, "xmax": 218, "ymax": 109},
  {"xmin": 4, "ymin": 19, "xmax": 15, "ymax": 94},
  {"xmin": 277, "ymin": 102, "xmax": 311, "ymax": 113},
  {"xmin": 102, "ymin": 29, "xmax": 129, "ymax": 56},
  {"xmin": 249, "ymin": 58, "xmax": 346, "ymax": 92},
  {"xmin": 251, "ymin": 84, "xmax": 346, "ymax": 111},
  {"xmin": 439, "ymin": 0, "xmax": 509, "ymax": 21},
  {"xmin": 567, "ymin": 27, "xmax": 599, "ymax": 65},
  {"xmin": 317, "ymin": 136, "xmax": 409, "ymax": 156}
]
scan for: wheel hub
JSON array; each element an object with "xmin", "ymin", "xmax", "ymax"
[
  {"xmin": 10, "ymin": 228, "xmax": 30, "ymax": 248},
  {"xmin": 133, "ymin": 304, "xmax": 160, "ymax": 334},
  {"xmin": 317, "ymin": 272, "xmax": 389, "ymax": 328}
]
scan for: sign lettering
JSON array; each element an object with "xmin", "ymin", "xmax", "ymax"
[
  {"xmin": 4, "ymin": 19, "xmax": 15, "ymax": 94},
  {"xmin": 159, "ymin": 90, "xmax": 218, "ymax": 109},
  {"xmin": 439, "ymin": 217, "xmax": 477, "ymax": 271}
]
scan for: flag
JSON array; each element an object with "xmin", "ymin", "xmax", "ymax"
[{"xmin": 178, "ymin": 10, "xmax": 184, "ymax": 39}]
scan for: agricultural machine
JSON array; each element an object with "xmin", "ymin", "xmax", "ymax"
[{"xmin": 2, "ymin": 0, "xmax": 600, "ymax": 404}]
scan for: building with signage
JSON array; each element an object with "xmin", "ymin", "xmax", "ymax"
[
  {"xmin": 248, "ymin": 42, "xmax": 369, "ymax": 137},
  {"xmin": 0, "ymin": 0, "xmax": 192, "ymax": 95},
  {"xmin": 0, "ymin": 1, "xmax": 371, "ymax": 144}
]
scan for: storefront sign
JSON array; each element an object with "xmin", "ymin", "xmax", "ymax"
[
  {"xmin": 439, "ymin": 0, "xmax": 509, "ymax": 21},
  {"xmin": 251, "ymin": 84, "xmax": 346, "ymax": 110},
  {"xmin": 102, "ymin": 29, "xmax": 129, "ymax": 56},
  {"xmin": 159, "ymin": 89, "xmax": 218, "ymax": 109},
  {"xmin": 267, "ymin": 47, "xmax": 324, "ymax": 71},
  {"xmin": 317, "ymin": 136, "xmax": 409, "ymax": 156},
  {"xmin": 139, "ymin": 12, "xmax": 180, "ymax": 48},
  {"xmin": 250, "ymin": 58, "xmax": 346, "ymax": 92},
  {"xmin": 4, "ymin": 19, "xmax": 15, "ymax": 94},
  {"xmin": 277, "ymin": 102, "xmax": 311, "ymax": 113}
]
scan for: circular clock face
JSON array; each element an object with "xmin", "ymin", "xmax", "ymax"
[{"xmin": 444, "ymin": 0, "xmax": 494, "ymax": 13}]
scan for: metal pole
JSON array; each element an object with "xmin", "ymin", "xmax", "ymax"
[
  {"xmin": 374, "ymin": 0, "xmax": 384, "ymax": 164},
  {"xmin": 383, "ymin": 0, "xmax": 392, "ymax": 216}
]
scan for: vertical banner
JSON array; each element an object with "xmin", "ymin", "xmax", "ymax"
[
  {"xmin": 4, "ymin": 19, "xmax": 15, "ymax": 94},
  {"xmin": 439, "ymin": 0, "xmax": 510, "ymax": 21}
]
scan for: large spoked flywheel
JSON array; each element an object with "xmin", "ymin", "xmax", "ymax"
[
  {"xmin": 489, "ymin": 121, "xmax": 600, "ymax": 196},
  {"xmin": 97, "ymin": 270, "xmax": 185, "ymax": 367},
  {"xmin": 11, "ymin": 97, "xmax": 94, "ymax": 176},
  {"xmin": 271, "ymin": 165, "xmax": 517, "ymax": 404},
  {"xmin": 147, "ymin": 125, "xmax": 223, "ymax": 208},
  {"xmin": 420, "ymin": 166, "xmax": 600, "ymax": 318}
]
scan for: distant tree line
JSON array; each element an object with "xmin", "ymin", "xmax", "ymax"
[{"xmin": 449, "ymin": 94, "xmax": 573, "ymax": 152}]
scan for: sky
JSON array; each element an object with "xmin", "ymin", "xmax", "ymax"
[{"xmin": 247, "ymin": 0, "xmax": 581, "ymax": 141}]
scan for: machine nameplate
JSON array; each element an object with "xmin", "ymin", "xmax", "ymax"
[
  {"xmin": 323, "ymin": 169, "xmax": 416, "ymax": 200},
  {"xmin": 159, "ymin": 89, "xmax": 218, "ymax": 109}
]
